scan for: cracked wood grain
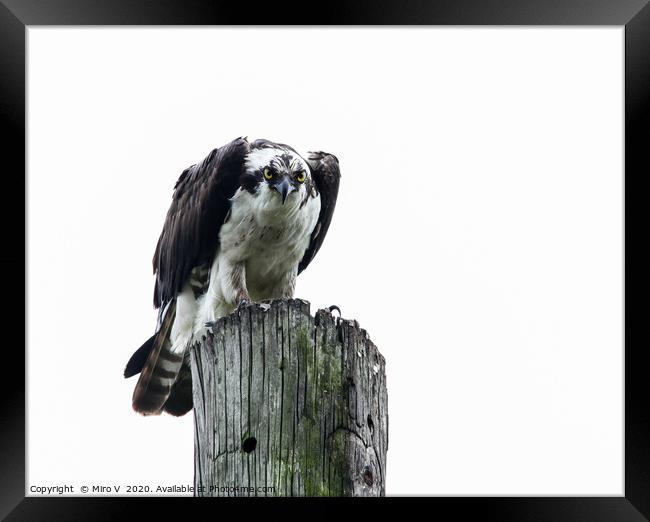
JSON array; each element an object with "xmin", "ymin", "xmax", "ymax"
[{"xmin": 191, "ymin": 298, "xmax": 388, "ymax": 497}]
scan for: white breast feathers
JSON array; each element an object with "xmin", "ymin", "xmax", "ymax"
[{"xmin": 189, "ymin": 181, "xmax": 320, "ymax": 334}]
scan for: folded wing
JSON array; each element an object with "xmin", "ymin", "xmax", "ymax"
[{"xmin": 298, "ymin": 151, "xmax": 341, "ymax": 274}]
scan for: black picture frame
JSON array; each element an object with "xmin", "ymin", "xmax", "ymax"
[{"xmin": 3, "ymin": 1, "xmax": 648, "ymax": 519}]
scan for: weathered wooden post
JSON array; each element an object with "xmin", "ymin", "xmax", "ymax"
[{"xmin": 190, "ymin": 298, "xmax": 388, "ymax": 496}]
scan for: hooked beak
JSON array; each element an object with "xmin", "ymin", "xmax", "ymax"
[{"xmin": 275, "ymin": 178, "xmax": 294, "ymax": 205}]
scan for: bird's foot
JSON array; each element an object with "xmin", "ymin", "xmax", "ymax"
[
  {"xmin": 194, "ymin": 323, "xmax": 215, "ymax": 344},
  {"xmin": 327, "ymin": 305, "xmax": 341, "ymax": 317},
  {"xmin": 235, "ymin": 298, "xmax": 251, "ymax": 313}
]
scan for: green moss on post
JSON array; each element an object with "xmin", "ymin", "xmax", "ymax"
[{"xmin": 191, "ymin": 298, "xmax": 388, "ymax": 497}]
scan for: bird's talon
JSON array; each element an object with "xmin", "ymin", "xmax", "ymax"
[
  {"xmin": 327, "ymin": 305, "xmax": 341, "ymax": 317},
  {"xmin": 235, "ymin": 298, "xmax": 250, "ymax": 312}
]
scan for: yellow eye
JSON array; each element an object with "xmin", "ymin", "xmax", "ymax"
[
  {"xmin": 296, "ymin": 171, "xmax": 306, "ymax": 183},
  {"xmin": 263, "ymin": 168, "xmax": 273, "ymax": 180}
]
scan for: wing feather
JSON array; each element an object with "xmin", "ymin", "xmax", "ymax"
[
  {"xmin": 298, "ymin": 151, "xmax": 341, "ymax": 274},
  {"xmin": 130, "ymin": 137, "xmax": 249, "ymax": 415},
  {"xmin": 152, "ymin": 137, "xmax": 250, "ymax": 308}
]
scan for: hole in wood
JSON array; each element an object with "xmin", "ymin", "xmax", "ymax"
[
  {"xmin": 242, "ymin": 437, "xmax": 257, "ymax": 454},
  {"xmin": 362, "ymin": 466, "xmax": 374, "ymax": 487},
  {"xmin": 367, "ymin": 415, "xmax": 374, "ymax": 433}
]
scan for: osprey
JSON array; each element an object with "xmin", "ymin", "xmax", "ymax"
[{"xmin": 124, "ymin": 137, "xmax": 341, "ymax": 416}]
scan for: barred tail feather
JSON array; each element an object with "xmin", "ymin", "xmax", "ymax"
[
  {"xmin": 163, "ymin": 350, "xmax": 193, "ymax": 417},
  {"xmin": 131, "ymin": 299, "xmax": 182, "ymax": 415}
]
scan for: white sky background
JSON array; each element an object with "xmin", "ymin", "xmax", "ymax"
[{"xmin": 27, "ymin": 27, "xmax": 623, "ymax": 496}]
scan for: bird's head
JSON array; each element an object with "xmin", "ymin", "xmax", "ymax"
[{"xmin": 242, "ymin": 142, "xmax": 313, "ymax": 206}]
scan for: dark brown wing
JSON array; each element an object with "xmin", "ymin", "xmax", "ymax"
[
  {"xmin": 153, "ymin": 136, "xmax": 250, "ymax": 308},
  {"xmin": 298, "ymin": 151, "xmax": 341, "ymax": 274},
  {"xmin": 128, "ymin": 137, "xmax": 249, "ymax": 416}
]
